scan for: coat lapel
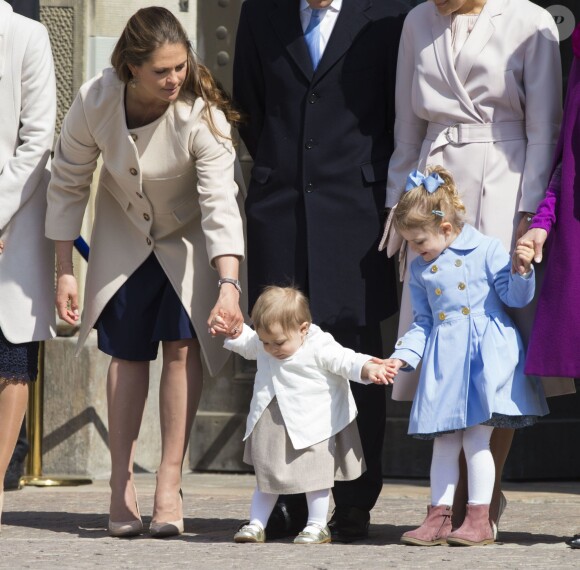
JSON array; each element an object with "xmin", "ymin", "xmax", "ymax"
[
  {"xmin": 431, "ymin": 6, "xmax": 480, "ymax": 122},
  {"xmin": 454, "ymin": 0, "xmax": 506, "ymax": 85},
  {"xmin": 312, "ymin": 0, "xmax": 372, "ymax": 84},
  {"xmin": 268, "ymin": 0, "xmax": 314, "ymax": 82}
]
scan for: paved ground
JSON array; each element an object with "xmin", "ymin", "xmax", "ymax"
[{"xmin": 1, "ymin": 473, "xmax": 579, "ymax": 569}]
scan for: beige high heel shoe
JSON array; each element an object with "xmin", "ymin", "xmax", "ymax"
[
  {"xmin": 1, "ymin": 491, "xmax": 4, "ymax": 534},
  {"xmin": 149, "ymin": 489, "xmax": 184, "ymax": 538},
  {"xmin": 108, "ymin": 484, "xmax": 143, "ymax": 538}
]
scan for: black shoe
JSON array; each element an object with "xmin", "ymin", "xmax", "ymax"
[
  {"xmin": 265, "ymin": 496, "xmax": 308, "ymax": 539},
  {"xmin": 3, "ymin": 457, "xmax": 24, "ymax": 491},
  {"xmin": 327, "ymin": 506, "xmax": 370, "ymax": 543},
  {"xmin": 567, "ymin": 535, "xmax": 580, "ymax": 548}
]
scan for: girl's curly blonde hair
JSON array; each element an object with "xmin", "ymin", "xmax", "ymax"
[{"xmin": 393, "ymin": 165, "xmax": 466, "ymax": 234}]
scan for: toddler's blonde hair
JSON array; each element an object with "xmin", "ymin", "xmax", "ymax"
[
  {"xmin": 251, "ymin": 286, "xmax": 312, "ymax": 334},
  {"xmin": 393, "ymin": 165, "xmax": 466, "ymax": 234}
]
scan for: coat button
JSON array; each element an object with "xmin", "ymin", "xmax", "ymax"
[
  {"xmin": 130, "ymin": 133, "xmax": 138, "ymax": 141},
  {"xmin": 458, "ymin": 282, "xmax": 466, "ymax": 290},
  {"xmin": 136, "ymin": 192, "xmax": 143, "ymax": 198},
  {"xmin": 455, "ymin": 259, "xmax": 462, "ymax": 267},
  {"xmin": 435, "ymin": 288, "xmax": 442, "ymax": 296},
  {"xmin": 146, "ymin": 237, "xmax": 152, "ymax": 245},
  {"xmin": 431, "ymin": 265, "xmax": 438, "ymax": 273},
  {"xmin": 396, "ymin": 340, "xmax": 403, "ymax": 346},
  {"xmin": 461, "ymin": 307, "xmax": 470, "ymax": 315},
  {"xmin": 438, "ymin": 312, "xmax": 446, "ymax": 321},
  {"xmin": 305, "ymin": 182, "xmax": 314, "ymax": 193},
  {"xmin": 130, "ymin": 167, "xmax": 138, "ymax": 176},
  {"xmin": 305, "ymin": 139, "xmax": 316, "ymax": 149},
  {"xmin": 143, "ymin": 213, "xmax": 150, "ymax": 221},
  {"xmin": 308, "ymin": 92, "xmax": 320, "ymax": 104}
]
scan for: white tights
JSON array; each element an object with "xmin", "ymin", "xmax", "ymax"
[
  {"xmin": 430, "ymin": 424, "xmax": 495, "ymax": 506},
  {"xmin": 249, "ymin": 487, "xmax": 330, "ymax": 530}
]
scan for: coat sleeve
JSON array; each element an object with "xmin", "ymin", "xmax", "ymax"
[
  {"xmin": 189, "ymin": 106, "xmax": 245, "ymax": 265},
  {"xmin": 518, "ymin": 10, "xmax": 562, "ymax": 214},
  {"xmin": 314, "ymin": 331, "xmax": 374, "ymax": 385},
  {"xmin": 487, "ymin": 239, "xmax": 535, "ymax": 308},
  {"xmin": 223, "ymin": 323, "xmax": 260, "ymax": 360},
  {"xmin": 390, "ymin": 263, "xmax": 432, "ymax": 368},
  {"xmin": 0, "ymin": 24, "xmax": 56, "ymax": 231},
  {"xmin": 232, "ymin": 2, "xmax": 265, "ymax": 160},
  {"xmin": 45, "ymin": 90, "xmax": 101, "ymax": 240},
  {"xmin": 386, "ymin": 16, "xmax": 428, "ymax": 208}
]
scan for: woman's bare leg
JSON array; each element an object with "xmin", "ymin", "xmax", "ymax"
[
  {"xmin": 152, "ymin": 339, "xmax": 203, "ymax": 524},
  {"xmin": 0, "ymin": 381, "xmax": 28, "ymax": 487},
  {"xmin": 107, "ymin": 358, "xmax": 149, "ymax": 522}
]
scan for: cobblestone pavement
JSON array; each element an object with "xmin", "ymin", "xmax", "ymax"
[{"xmin": 1, "ymin": 473, "xmax": 579, "ymax": 569}]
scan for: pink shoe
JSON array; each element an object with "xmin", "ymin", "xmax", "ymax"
[
  {"xmin": 447, "ymin": 503, "xmax": 494, "ymax": 546},
  {"xmin": 401, "ymin": 505, "xmax": 452, "ymax": 546}
]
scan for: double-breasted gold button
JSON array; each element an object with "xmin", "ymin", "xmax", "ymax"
[
  {"xmin": 146, "ymin": 237, "xmax": 152, "ymax": 245},
  {"xmin": 431, "ymin": 265, "xmax": 438, "ymax": 273},
  {"xmin": 435, "ymin": 288, "xmax": 442, "ymax": 296},
  {"xmin": 143, "ymin": 213, "xmax": 150, "ymax": 221},
  {"xmin": 130, "ymin": 167, "xmax": 138, "ymax": 176},
  {"xmin": 438, "ymin": 312, "xmax": 446, "ymax": 321},
  {"xmin": 130, "ymin": 133, "xmax": 138, "ymax": 141},
  {"xmin": 461, "ymin": 307, "xmax": 470, "ymax": 315},
  {"xmin": 455, "ymin": 259, "xmax": 463, "ymax": 267},
  {"xmin": 458, "ymin": 282, "xmax": 466, "ymax": 290},
  {"xmin": 396, "ymin": 340, "xmax": 403, "ymax": 346}
]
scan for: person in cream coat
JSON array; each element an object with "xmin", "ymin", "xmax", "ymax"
[
  {"xmin": 385, "ymin": 0, "xmax": 572, "ymax": 534},
  {"xmin": 46, "ymin": 7, "xmax": 245, "ymax": 538},
  {"xmin": 0, "ymin": 0, "xmax": 56, "ymax": 529}
]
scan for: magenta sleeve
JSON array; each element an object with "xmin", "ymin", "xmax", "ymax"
[{"xmin": 529, "ymin": 162, "xmax": 561, "ymax": 234}]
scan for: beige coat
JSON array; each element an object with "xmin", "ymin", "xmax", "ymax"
[
  {"xmin": 0, "ymin": 1, "xmax": 56, "ymax": 343},
  {"xmin": 387, "ymin": 0, "xmax": 573, "ymax": 400},
  {"xmin": 46, "ymin": 69, "xmax": 245, "ymax": 376}
]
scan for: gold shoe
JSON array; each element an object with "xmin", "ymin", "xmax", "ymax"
[
  {"xmin": 150, "ymin": 489, "xmax": 184, "ymax": 538},
  {"xmin": 491, "ymin": 491, "xmax": 507, "ymax": 540},
  {"xmin": 234, "ymin": 523, "xmax": 266, "ymax": 543},
  {"xmin": 108, "ymin": 484, "xmax": 143, "ymax": 538},
  {"xmin": 1, "ymin": 491, "xmax": 3, "ymax": 534},
  {"xmin": 294, "ymin": 524, "xmax": 332, "ymax": 544}
]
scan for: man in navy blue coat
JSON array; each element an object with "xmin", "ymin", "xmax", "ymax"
[{"xmin": 233, "ymin": 0, "xmax": 407, "ymax": 541}]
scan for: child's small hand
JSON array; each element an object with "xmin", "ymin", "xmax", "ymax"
[
  {"xmin": 363, "ymin": 361, "xmax": 394, "ymax": 384},
  {"xmin": 513, "ymin": 240, "xmax": 534, "ymax": 276}
]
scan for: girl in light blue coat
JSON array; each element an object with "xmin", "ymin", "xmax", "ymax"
[{"xmin": 384, "ymin": 166, "xmax": 548, "ymax": 547}]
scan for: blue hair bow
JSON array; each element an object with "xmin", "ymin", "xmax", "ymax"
[{"xmin": 405, "ymin": 170, "xmax": 444, "ymax": 193}]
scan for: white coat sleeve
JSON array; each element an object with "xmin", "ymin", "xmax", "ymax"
[
  {"xmin": 189, "ymin": 107, "xmax": 245, "ymax": 266},
  {"xmin": 223, "ymin": 323, "xmax": 260, "ymax": 360},
  {"xmin": 45, "ymin": 91, "xmax": 101, "ymax": 240},
  {"xmin": 518, "ymin": 10, "xmax": 562, "ymax": 213},
  {"xmin": 314, "ymin": 331, "xmax": 374, "ymax": 385},
  {"xmin": 0, "ymin": 25, "xmax": 56, "ymax": 231},
  {"xmin": 386, "ymin": 17, "xmax": 428, "ymax": 209}
]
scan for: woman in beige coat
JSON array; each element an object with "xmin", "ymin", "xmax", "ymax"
[
  {"xmin": 46, "ymin": 7, "xmax": 245, "ymax": 538},
  {"xmin": 0, "ymin": 0, "xmax": 56, "ymax": 529},
  {"xmin": 386, "ymin": 0, "xmax": 571, "ymax": 534}
]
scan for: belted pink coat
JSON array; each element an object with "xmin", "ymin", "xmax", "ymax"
[
  {"xmin": 386, "ymin": 0, "xmax": 574, "ymax": 399},
  {"xmin": 45, "ymin": 69, "xmax": 245, "ymax": 376}
]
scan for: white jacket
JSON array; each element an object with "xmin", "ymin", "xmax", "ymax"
[
  {"xmin": 224, "ymin": 324, "xmax": 372, "ymax": 450},
  {"xmin": 0, "ymin": 1, "xmax": 56, "ymax": 342}
]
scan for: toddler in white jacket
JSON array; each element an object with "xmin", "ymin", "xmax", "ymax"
[{"xmin": 223, "ymin": 286, "xmax": 394, "ymax": 544}]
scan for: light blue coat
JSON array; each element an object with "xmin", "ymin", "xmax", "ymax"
[{"xmin": 391, "ymin": 224, "xmax": 548, "ymax": 436}]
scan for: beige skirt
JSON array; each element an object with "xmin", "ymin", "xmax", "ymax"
[{"xmin": 244, "ymin": 397, "xmax": 366, "ymax": 494}]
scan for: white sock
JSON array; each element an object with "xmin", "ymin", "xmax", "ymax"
[
  {"xmin": 305, "ymin": 488, "xmax": 330, "ymax": 529},
  {"xmin": 463, "ymin": 425, "xmax": 495, "ymax": 505},
  {"xmin": 430, "ymin": 431, "xmax": 463, "ymax": 506},
  {"xmin": 249, "ymin": 487, "xmax": 278, "ymax": 529}
]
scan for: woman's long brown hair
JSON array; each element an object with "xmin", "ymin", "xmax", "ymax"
[{"xmin": 110, "ymin": 6, "xmax": 241, "ymax": 139}]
